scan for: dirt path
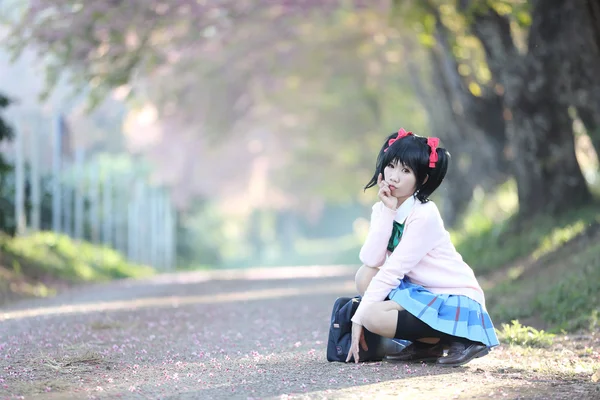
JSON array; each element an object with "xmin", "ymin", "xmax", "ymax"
[{"xmin": 1, "ymin": 265, "xmax": 599, "ymax": 399}]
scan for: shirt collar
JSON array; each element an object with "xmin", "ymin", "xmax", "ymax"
[{"xmin": 394, "ymin": 195, "xmax": 416, "ymax": 223}]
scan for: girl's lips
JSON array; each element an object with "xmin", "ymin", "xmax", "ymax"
[{"xmin": 389, "ymin": 185, "xmax": 397, "ymax": 191}]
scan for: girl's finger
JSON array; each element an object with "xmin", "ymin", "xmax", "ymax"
[
  {"xmin": 360, "ymin": 334, "xmax": 368, "ymax": 351},
  {"xmin": 346, "ymin": 349, "xmax": 355, "ymax": 363}
]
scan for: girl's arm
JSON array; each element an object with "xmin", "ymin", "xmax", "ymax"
[
  {"xmin": 358, "ymin": 202, "xmax": 397, "ymax": 268},
  {"xmin": 352, "ymin": 208, "xmax": 442, "ymax": 325}
]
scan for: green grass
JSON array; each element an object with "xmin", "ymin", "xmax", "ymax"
[
  {"xmin": 482, "ymin": 237, "xmax": 600, "ymax": 333},
  {"xmin": 451, "ymin": 180, "xmax": 600, "ymax": 274},
  {"xmin": 496, "ymin": 320, "xmax": 555, "ymax": 348},
  {"xmin": 0, "ymin": 231, "xmax": 154, "ymax": 283},
  {"xmin": 533, "ymin": 241, "xmax": 600, "ymax": 332},
  {"xmin": 456, "ymin": 208, "xmax": 599, "ymax": 274},
  {"xmin": 449, "ymin": 179, "xmax": 600, "ymax": 334}
]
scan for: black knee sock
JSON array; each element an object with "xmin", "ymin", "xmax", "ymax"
[
  {"xmin": 395, "ymin": 310, "xmax": 483, "ymax": 346},
  {"xmin": 394, "ymin": 310, "xmax": 444, "ymax": 342}
]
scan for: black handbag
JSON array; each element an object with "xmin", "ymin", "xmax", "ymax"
[{"xmin": 326, "ymin": 296, "xmax": 388, "ymax": 362}]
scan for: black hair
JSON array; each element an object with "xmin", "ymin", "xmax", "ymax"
[{"xmin": 364, "ymin": 132, "xmax": 450, "ymax": 203}]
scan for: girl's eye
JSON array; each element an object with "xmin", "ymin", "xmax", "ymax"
[
  {"xmin": 387, "ymin": 163, "xmax": 394, "ymax": 168},
  {"xmin": 403, "ymin": 168, "xmax": 410, "ymax": 173}
]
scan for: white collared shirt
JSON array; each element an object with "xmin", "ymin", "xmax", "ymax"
[{"xmin": 394, "ymin": 195, "xmax": 416, "ymax": 224}]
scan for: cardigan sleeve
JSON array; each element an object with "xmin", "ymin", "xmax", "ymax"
[
  {"xmin": 358, "ymin": 202, "xmax": 397, "ymax": 268},
  {"xmin": 352, "ymin": 205, "xmax": 442, "ymax": 325}
]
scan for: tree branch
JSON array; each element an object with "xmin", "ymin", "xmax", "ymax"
[{"xmin": 468, "ymin": 5, "xmax": 518, "ymax": 79}]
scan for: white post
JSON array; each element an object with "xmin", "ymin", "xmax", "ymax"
[
  {"xmin": 89, "ymin": 163, "xmax": 100, "ymax": 244},
  {"xmin": 155, "ymin": 189, "xmax": 165, "ymax": 270},
  {"xmin": 171, "ymin": 202, "xmax": 177, "ymax": 270},
  {"xmin": 74, "ymin": 148, "xmax": 85, "ymax": 240},
  {"xmin": 29, "ymin": 123, "xmax": 41, "ymax": 232},
  {"xmin": 127, "ymin": 197, "xmax": 135, "ymax": 261},
  {"xmin": 150, "ymin": 187, "xmax": 159, "ymax": 269},
  {"xmin": 52, "ymin": 114, "xmax": 62, "ymax": 233},
  {"xmin": 63, "ymin": 181, "xmax": 73, "ymax": 237},
  {"xmin": 156, "ymin": 188, "xmax": 164, "ymax": 269},
  {"xmin": 14, "ymin": 121, "xmax": 26, "ymax": 236},
  {"xmin": 102, "ymin": 172, "xmax": 113, "ymax": 248},
  {"xmin": 137, "ymin": 181, "xmax": 147, "ymax": 265},
  {"xmin": 162, "ymin": 191, "xmax": 171, "ymax": 270},
  {"xmin": 165, "ymin": 196, "xmax": 176, "ymax": 270},
  {"xmin": 116, "ymin": 177, "xmax": 128, "ymax": 256},
  {"xmin": 127, "ymin": 180, "xmax": 141, "ymax": 262}
]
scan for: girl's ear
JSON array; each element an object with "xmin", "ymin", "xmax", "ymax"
[{"xmin": 422, "ymin": 175, "xmax": 429, "ymax": 185}]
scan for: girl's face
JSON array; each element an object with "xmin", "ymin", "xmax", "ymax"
[{"xmin": 383, "ymin": 160, "xmax": 418, "ymax": 201}]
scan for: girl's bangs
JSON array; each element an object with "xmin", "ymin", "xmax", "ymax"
[{"xmin": 381, "ymin": 138, "xmax": 426, "ymax": 172}]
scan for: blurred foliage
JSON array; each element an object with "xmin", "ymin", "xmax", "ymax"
[
  {"xmin": 451, "ymin": 180, "xmax": 600, "ymax": 274},
  {"xmin": 176, "ymin": 200, "xmax": 225, "ymax": 268},
  {"xmin": 2, "ymin": 0, "xmax": 600, "ymax": 297},
  {"xmin": 0, "ymin": 91, "xmax": 12, "ymax": 143},
  {"xmin": 4, "ymin": 0, "xmax": 596, "ymax": 216},
  {"xmin": 0, "ymin": 167, "xmax": 52, "ymax": 236},
  {"xmin": 496, "ymin": 320, "xmax": 555, "ymax": 348},
  {"xmin": 0, "ymin": 231, "xmax": 154, "ymax": 282},
  {"xmin": 0, "ymin": 91, "xmax": 14, "ymax": 233},
  {"xmin": 180, "ymin": 200, "xmax": 369, "ymax": 269}
]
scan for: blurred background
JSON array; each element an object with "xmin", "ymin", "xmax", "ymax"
[{"xmin": 0, "ymin": 0, "xmax": 599, "ymax": 329}]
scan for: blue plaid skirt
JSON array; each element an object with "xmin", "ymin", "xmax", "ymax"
[{"xmin": 388, "ymin": 279, "xmax": 500, "ymax": 348}]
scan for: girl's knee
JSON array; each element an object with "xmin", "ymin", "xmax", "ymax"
[
  {"xmin": 361, "ymin": 301, "xmax": 403, "ymax": 337},
  {"xmin": 355, "ymin": 265, "xmax": 378, "ymax": 296},
  {"xmin": 359, "ymin": 303, "xmax": 377, "ymax": 332}
]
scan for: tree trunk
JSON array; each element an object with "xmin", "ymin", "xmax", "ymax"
[
  {"xmin": 403, "ymin": 41, "xmax": 474, "ymax": 226},
  {"xmin": 552, "ymin": 0, "xmax": 600, "ymax": 156},
  {"xmin": 400, "ymin": 6, "xmax": 510, "ymax": 226},
  {"xmin": 470, "ymin": 1, "xmax": 592, "ymax": 217},
  {"xmin": 430, "ymin": 6, "xmax": 509, "ymax": 183}
]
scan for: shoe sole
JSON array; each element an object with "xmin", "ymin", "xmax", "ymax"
[{"xmin": 436, "ymin": 347, "xmax": 490, "ymax": 368}]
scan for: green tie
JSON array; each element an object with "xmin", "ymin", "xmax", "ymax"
[{"xmin": 387, "ymin": 220, "xmax": 405, "ymax": 252}]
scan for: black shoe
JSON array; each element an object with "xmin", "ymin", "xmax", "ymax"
[
  {"xmin": 436, "ymin": 342, "xmax": 489, "ymax": 367},
  {"xmin": 385, "ymin": 342, "xmax": 445, "ymax": 363}
]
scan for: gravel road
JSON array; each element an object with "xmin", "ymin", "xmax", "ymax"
[{"xmin": 1, "ymin": 265, "xmax": 599, "ymax": 400}]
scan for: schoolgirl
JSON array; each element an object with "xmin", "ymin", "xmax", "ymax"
[{"xmin": 347, "ymin": 129, "xmax": 499, "ymax": 367}]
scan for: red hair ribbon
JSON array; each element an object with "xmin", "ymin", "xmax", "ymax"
[
  {"xmin": 427, "ymin": 137, "xmax": 440, "ymax": 168},
  {"xmin": 385, "ymin": 128, "xmax": 413, "ymax": 152}
]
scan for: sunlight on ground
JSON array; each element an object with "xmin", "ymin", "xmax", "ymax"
[
  {"xmin": 16, "ymin": 342, "xmax": 599, "ymax": 399},
  {"xmin": 293, "ymin": 374, "xmax": 513, "ymax": 400},
  {"xmin": 0, "ymin": 280, "xmax": 356, "ymax": 321},
  {"xmin": 142, "ymin": 265, "xmax": 358, "ymax": 286},
  {"xmin": 531, "ymin": 220, "xmax": 587, "ymax": 260},
  {"xmin": 293, "ymin": 344, "xmax": 600, "ymax": 400}
]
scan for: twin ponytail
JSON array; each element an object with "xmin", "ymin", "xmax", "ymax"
[{"xmin": 415, "ymin": 145, "xmax": 450, "ymax": 203}]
